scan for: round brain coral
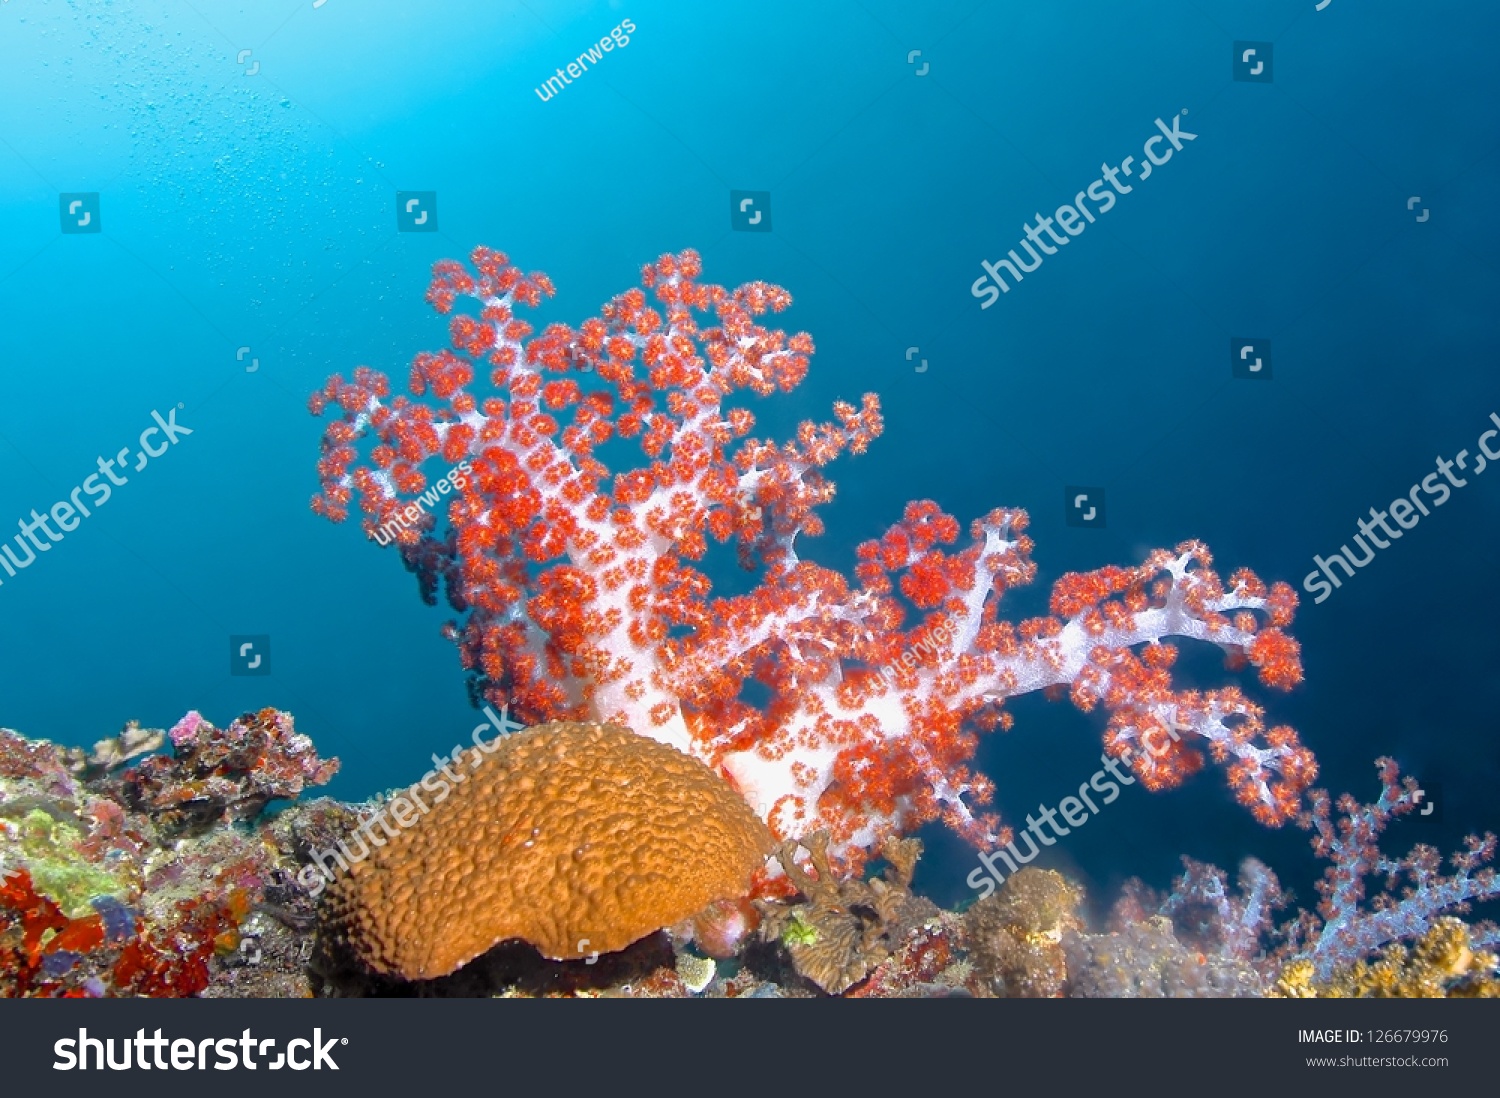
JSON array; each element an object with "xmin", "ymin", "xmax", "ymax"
[{"xmin": 320, "ymin": 721, "xmax": 773, "ymax": 980}]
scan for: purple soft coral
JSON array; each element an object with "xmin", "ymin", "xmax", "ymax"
[
  {"xmin": 1160, "ymin": 856, "xmax": 1285, "ymax": 964},
  {"xmin": 1291, "ymin": 757, "xmax": 1498, "ymax": 980},
  {"xmin": 1138, "ymin": 757, "xmax": 1498, "ymax": 982}
]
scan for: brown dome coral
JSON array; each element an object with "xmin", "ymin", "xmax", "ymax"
[{"xmin": 320, "ymin": 721, "xmax": 772, "ymax": 980}]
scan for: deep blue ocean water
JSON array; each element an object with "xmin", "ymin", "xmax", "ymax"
[{"xmin": 1, "ymin": 0, "xmax": 1496, "ymax": 919}]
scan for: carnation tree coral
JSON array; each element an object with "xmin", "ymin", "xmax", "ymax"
[{"xmin": 310, "ymin": 247, "xmax": 1316, "ymax": 869}]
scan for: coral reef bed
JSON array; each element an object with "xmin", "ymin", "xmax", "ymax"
[{"xmin": 5, "ymin": 715, "xmax": 1497, "ymax": 999}]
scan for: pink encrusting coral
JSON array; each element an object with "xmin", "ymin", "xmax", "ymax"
[{"xmin": 310, "ymin": 247, "xmax": 1317, "ymax": 869}]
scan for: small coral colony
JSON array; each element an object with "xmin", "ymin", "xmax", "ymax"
[{"xmin": 3, "ymin": 250, "xmax": 1496, "ymax": 998}]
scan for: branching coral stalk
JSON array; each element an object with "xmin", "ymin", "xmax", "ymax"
[
  {"xmin": 310, "ymin": 247, "xmax": 1316, "ymax": 869},
  {"xmin": 1294, "ymin": 757, "xmax": 1500, "ymax": 980},
  {"xmin": 1145, "ymin": 759, "xmax": 1500, "ymax": 980}
]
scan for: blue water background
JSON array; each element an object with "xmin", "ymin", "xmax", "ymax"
[{"xmin": 1, "ymin": 0, "xmax": 1497, "ymax": 917}]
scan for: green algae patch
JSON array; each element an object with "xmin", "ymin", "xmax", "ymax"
[{"xmin": 12, "ymin": 808, "xmax": 130, "ymax": 918}]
